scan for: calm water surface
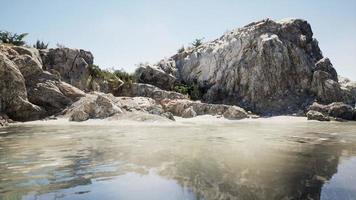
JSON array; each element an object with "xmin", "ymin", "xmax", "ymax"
[{"xmin": 0, "ymin": 117, "xmax": 355, "ymax": 200}]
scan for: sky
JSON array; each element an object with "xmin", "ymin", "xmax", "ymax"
[{"xmin": 1, "ymin": 0, "xmax": 356, "ymax": 79}]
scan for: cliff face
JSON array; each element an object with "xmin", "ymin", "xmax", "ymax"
[{"xmin": 137, "ymin": 19, "xmax": 356, "ymax": 115}]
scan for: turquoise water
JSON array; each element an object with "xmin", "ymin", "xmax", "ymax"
[{"xmin": 0, "ymin": 118, "xmax": 355, "ymax": 200}]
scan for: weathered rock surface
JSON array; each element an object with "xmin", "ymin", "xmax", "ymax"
[
  {"xmin": 339, "ymin": 77, "xmax": 356, "ymax": 105},
  {"xmin": 0, "ymin": 45, "xmax": 86, "ymax": 121},
  {"xmin": 135, "ymin": 64, "xmax": 177, "ymax": 90},
  {"xmin": 0, "ymin": 114, "xmax": 10, "ymax": 127},
  {"xmin": 41, "ymin": 48, "xmax": 93, "ymax": 91},
  {"xmin": 116, "ymin": 83, "xmax": 188, "ymax": 102},
  {"xmin": 161, "ymin": 99, "xmax": 249, "ymax": 120},
  {"xmin": 306, "ymin": 110, "xmax": 330, "ymax": 121},
  {"xmin": 136, "ymin": 18, "xmax": 353, "ymax": 115},
  {"xmin": 0, "ymin": 50, "xmax": 45, "ymax": 121},
  {"xmin": 63, "ymin": 92, "xmax": 174, "ymax": 122},
  {"xmin": 307, "ymin": 102, "xmax": 355, "ymax": 121},
  {"xmin": 315, "ymin": 58, "xmax": 338, "ymax": 82},
  {"xmin": 311, "ymin": 70, "xmax": 343, "ymax": 103}
]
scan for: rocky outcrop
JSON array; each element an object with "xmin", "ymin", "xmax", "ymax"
[
  {"xmin": 315, "ymin": 58, "xmax": 338, "ymax": 82},
  {"xmin": 116, "ymin": 83, "xmax": 188, "ymax": 102},
  {"xmin": 41, "ymin": 48, "xmax": 93, "ymax": 91},
  {"xmin": 306, "ymin": 110, "xmax": 330, "ymax": 121},
  {"xmin": 41, "ymin": 48, "xmax": 123, "ymax": 94},
  {"xmin": 63, "ymin": 92, "xmax": 174, "ymax": 122},
  {"xmin": 136, "ymin": 18, "xmax": 353, "ymax": 116},
  {"xmin": 0, "ymin": 50, "xmax": 45, "ymax": 121},
  {"xmin": 307, "ymin": 102, "xmax": 355, "ymax": 121},
  {"xmin": 0, "ymin": 114, "xmax": 10, "ymax": 127},
  {"xmin": 339, "ymin": 77, "xmax": 356, "ymax": 105},
  {"xmin": 160, "ymin": 99, "xmax": 249, "ymax": 119},
  {"xmin": 311, "ymin": 70, "xmax": 343, "ymax": 103},
  {"xmin": 0, "ymin": 44, "xmax": 85, "ymax": 121},
  {"xmin": 135, "ymin": 64, "xmax": 177, "ymax": 90}
]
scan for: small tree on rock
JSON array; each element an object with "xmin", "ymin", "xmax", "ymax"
[
  {"xmin": 33, "ymin": 40, "xmax": 49, "ymax": 49},
  {"xmin": 0, "ymin": 31, "xmax": 28, "ymax": 46},
  {"xmin": 191, "ymin": 38, "xmax": 204, "ymax": 48}
]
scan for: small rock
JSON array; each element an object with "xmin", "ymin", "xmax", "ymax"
[
  {"xmin": 223, "ymin": 106, "xmax": 249, "ymax": 120},
  {"xmin": 306, "ymin": 110, "xmax": 330, "ymax": 121},
  {"xmin": 70, "ymin": 110, "xmax": 90, "ymax": 122},
  {"xmin": 182, "ymin": 106, "xmax": 197, "ymax": 118}
]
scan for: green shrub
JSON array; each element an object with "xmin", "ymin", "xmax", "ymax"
[
  {"xmin": 114, "ymin": 69, "xmax": 135, "ymax": 83},
  {"xmin": 191, "ymin": 38, "xmax": 204, "ymax": 48},
  {"xmin": 189, "ymin": 84, "xmax": 203, "ymax": 100},
  {"xmin": 88, "ymin": 64, "xmax": 102, "ymax": 78},
  {"xmin": 33, "ymin": 40, "xmax": 49, "ymax": 49},
  {"xmin": 172, "ymin": 84, "xmax": 190, "ymax": 95},
  {"xmin": 177, "ymin": 46, "xmax": 185, "ymax": 54},
  {"xmin": 0, "ymin": 31, "xmax": 28, "ymax": 46},
  {"xmin": 172, "ymin": 82, "xmax": 203, "ymax": 100}
]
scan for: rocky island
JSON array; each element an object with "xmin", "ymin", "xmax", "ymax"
[{"xmin": 1, "ymin": 18, "xmax": 356, "ymax": 127}]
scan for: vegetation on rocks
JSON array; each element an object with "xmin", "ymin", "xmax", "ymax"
[
  {"xmin": 0, "ymin": 31, "xmax": 28, "ymax": 46},
  {"xmin": 191, "ymin": 38, "xmax": 204, "ymax": 48},
  {"xmin": 88, "ymin": 64, "xmax": 122, "ymax": 86},
  {"xmin": 33, "ymin": 40, "xmax": 49, "ymax": 49},
  {"xmin": 114, "ymin": 69, "xmax": 135, "ymax": 84},
  {"xmin": 177, "ymin": 46, "xmax": 185, "ymax": 53},
  {"xmin": 172, "ymin": 83, "xmax": 203, "ymax": 100}
]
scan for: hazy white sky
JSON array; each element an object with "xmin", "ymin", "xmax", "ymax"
[{"xmin": 1, "ymin": 0, "xmax": 356, "ymax": 79}]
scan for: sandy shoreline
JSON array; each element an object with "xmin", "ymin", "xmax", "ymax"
[{"xmin": 2, "ymin": 115, "xmax": 319, "ymax": 128}]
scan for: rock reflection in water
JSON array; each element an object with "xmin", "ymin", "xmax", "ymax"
[{"xmin": 0, "ymin": 118, "xmax": 355, "ymax": 200}]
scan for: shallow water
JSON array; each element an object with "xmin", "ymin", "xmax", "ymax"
[{"xmin": 0, "ymin": 117, "xmax": 355, "ymax": 200}]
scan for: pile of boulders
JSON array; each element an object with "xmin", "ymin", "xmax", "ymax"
[{"xmin": 306, "ymin": 102, "xmax": 355, "ymax": 121}]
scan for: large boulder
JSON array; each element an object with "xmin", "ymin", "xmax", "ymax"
[
  {"xmin": 161, "ymin": 99, "xmax": 249, "ymax": 119},
  {"xmin": 307, "ymin": 102, "xmax": 355, "ymax": 121},
  {"xmin": 116, "ymin": 83, "xmax": 188, "ymax": 101},
  {"xmin": 63, "ymin": 92, "xmax": 174, "ymax": 122},
  {"xmin": 328, "ymin": 102, "xmax": 354, "ymax": 120},
  {"xmin": 64, "ymin": 93, "xmax": 122, "ymax": 121},
  {"xmin": 339, "ymin": 77, "xmax": 356, "ymax": 105},
  {"xmin": 27, "ymin": 80, "xmax": 72, "ymax": 114},
  {"xmin": 136, "ymin": 18, "xmax": 352, "ymax": 115},
  {"xmin": 311, "ymin": 70, "xmax": 343, "ymax": 103},
  {"xmin": 306, "ymin": 110, "xmax": 330, "ymax": 121},
  {"xmin": 0, "ymin": 114, "xmax": 10, "ymax": 127},
  {"xmin": 41, "ymin": 48, "xmax": 93, "ymax": 91},
  {"xmin": 135, "ymin": 64, "xmax": 177, "ymax": 90},
  {"xmin": 12, "ymin": 54, "xmax": 43, "ymax": 78},
  {"xmin": 0, "ymin": 45, "xmax": 87, "ymax": 121},
  {"xmin": 314, "ymin": 58, "xmax": 338, "ymax": 81},
  {"xmin": 0, "ymin": 52, "xmax": 45, "ymax": 121}
]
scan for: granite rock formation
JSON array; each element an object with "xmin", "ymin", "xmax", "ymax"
[
  {"xmin": 160, "ymin": 99, "xmax": 248, "ymax": 119},
  {"xmin": 136, "ymin": 18, "xmax": 355, "ymax": 116},
  {"xmin": 62, "ymin": 92, "xmax": 175, "ymax": 122},
  {"xmin": 0, "ymin": 45, "xmax": 84, "ymax": 121},
  {"xmin": 307, "ymin": 102, "xmax": 355, "ymax": 121}
]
